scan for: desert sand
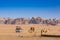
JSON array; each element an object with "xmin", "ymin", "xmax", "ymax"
[
  {"xmin": 0, "ymin": 35, "xmax": 60, "ymax": 40},
  {"xmin": 0, "ymin": 24, "xmax": 60, "ymax": 40}
]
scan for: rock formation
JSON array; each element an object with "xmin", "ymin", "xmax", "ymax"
[{"xmin": 0, "ymin": 17, "xmax": 59, "ymax": 25}]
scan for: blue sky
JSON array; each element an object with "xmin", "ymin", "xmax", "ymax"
[{"xmin": 0, "ymin": 0, "xmax": 60, "ymax": 19}]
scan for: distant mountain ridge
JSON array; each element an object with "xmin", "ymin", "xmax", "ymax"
[{"xmin": 0, "ymin": 17, "xmax": 60, "ymax": 25}]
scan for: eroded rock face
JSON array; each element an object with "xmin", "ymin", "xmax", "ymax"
[
  {"xmin": 0, "ymin": 17, "xmax": 59, "ymax": 25},
  {"xmin": 23, "ymin": 17, "xmax": 30, "ymax": 24},
  {"xmin": 0, "ymin": 18, "xmax": 6, "ymax": 24},
  {"xmin": 14, "ymin": 18, "xmax": 24, "ymax": 24},
  {"xmin": 30, "ymin": 17, "xmax": 43, "ymax": 24},
  {"xmin": 4, "ymin": 17, "xmax": 14, "ymax": 24}
]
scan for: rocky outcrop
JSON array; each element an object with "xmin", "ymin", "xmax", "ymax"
[
  {"xmin": 4, "ymin": 17, "xmax": 14, "ymax": 24},
  {"xmin": 23, "ymin": 17, "xmax": 30, "ymax": 24},
  {"xmin": 30, "ymin": 17, "xmax": 43, "ymax": 24},
  {"xmin": 0, "ymin": 18, "xmax": 5, "ymax": 24},
  {"xmin": 14, "ymin": 18, "xmax": 24, "ymax": 24},
  {"xmin": 0, "ymin": 17, "xmax": 59, "ymax": 25}
]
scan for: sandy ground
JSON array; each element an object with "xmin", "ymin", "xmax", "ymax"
[
  {"xmin": 0, "ymin": 24, "xmax": 60, "ymax": 36},
  {"xmin": 0, "ymin": 35, "xmax": 60, "ymax": 40},
  {"xmin": 0, "ymin": 24, "xmax": 60, "ymax": 40}
]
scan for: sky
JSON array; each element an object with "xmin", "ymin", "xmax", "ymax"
[{"xmin": 0, "ymin": 0, "xmax": 60, "ymax": 19}]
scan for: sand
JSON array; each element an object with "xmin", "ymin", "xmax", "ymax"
[
  {"xmin": 0, "ymin": 35, "xmax": 60, "ymax": 40},
  {"xmin": 0, "ymin": 24, "xmax": 60, "ymax": 40}
]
